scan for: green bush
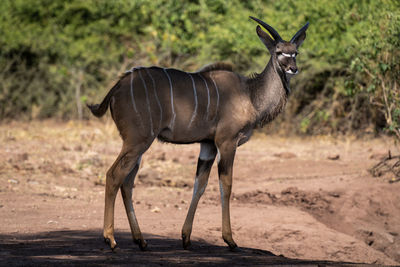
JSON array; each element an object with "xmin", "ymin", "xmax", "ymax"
[{"xmin": 0, "ymin": 0, "xmax": 399, "ymax": 137}]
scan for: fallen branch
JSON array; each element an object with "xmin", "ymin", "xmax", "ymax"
[{"xmin": 369, "ymin": 150, "xmax": 400, "ymax": 183}]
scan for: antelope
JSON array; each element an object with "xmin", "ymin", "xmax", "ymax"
[{"xmin": 88, "ymin": 17, "xmax": 309, "ymax": 251}]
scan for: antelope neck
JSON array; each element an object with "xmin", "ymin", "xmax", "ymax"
[{"xmin": 248, "ymin": 59, "xmax": 289, "ymax": 127}]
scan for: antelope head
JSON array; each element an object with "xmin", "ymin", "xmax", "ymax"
[{"xmin": 250, "ymin": 16, "xmax": 309, "ymax": 78}]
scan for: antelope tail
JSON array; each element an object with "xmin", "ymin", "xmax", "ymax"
[{"xmin": 87, "ymin": 81, "xmax": 121, "ymax": 118}]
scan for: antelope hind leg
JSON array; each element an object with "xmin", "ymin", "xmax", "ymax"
[
  {"xmin": 120, "ymin": 155, "xmax": 147, "ymax": 250},
  {"xmin": 103, "ymin": 146, "xmax": 143, "ymax": 250},
  {"xmin": 181, "ymin": 142, "xmax": 217, "ymax": 249}
]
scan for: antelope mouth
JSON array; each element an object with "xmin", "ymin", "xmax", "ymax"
[{"xmin": 285, "ymin": 69, "xmax": 299, "ymax": 75}]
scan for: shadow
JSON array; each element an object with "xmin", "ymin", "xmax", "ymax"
[{"xmin": 0, "ymin": 230, "xmax": 371, "ymax": 266}]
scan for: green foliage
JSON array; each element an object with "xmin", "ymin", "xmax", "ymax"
[
  {"xmin": 0, "ymin": 0, "xmax": 399, "ymax": 138},
  {"xmin": 268, "ymin": 0, "xmax": 400, "ymax": 136}
]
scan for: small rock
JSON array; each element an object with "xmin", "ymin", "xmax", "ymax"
[
  {"xmin": 138, "ymin": 173, "xmax": 148, "ymax": 179},
  {"xmin": 8, "ymin": 179, "xmax": 19, "ymax": 184},
  {"xmin": 384, "ymin": 233, "xmax": 394, "ymax": 244},
  {"xmin": 12, "ymin": 164, "xmax": 20, "ymax": 170},
  {"xmin": 273, "ymin": 152, "xmax": 297, "ymax": 159},
  {"xmin": 55, "ymin": 185, "xmax": 66, "ymax": 192},
  {"xmin": 94, "ymin": 180, "xmax": 105, "ymax": 186},
  {"xmin": 28, "ymin": 180, "xmax": 39, "ymax": 185},
  {"xmin": 157, "ymin": 152, "xmax": 166, "ymax": 161},
  {"xmin": 61, "ymin": 145, "xmax": 71, "ymax": 151},
  {"xmin": 327, "ymin": 154, "xmax": 340, "ymax": 160},
  {"xmin": 328, "ymin": 192, "xmax": 340, "ymax": 198},
  {"xmin": 162, "ymin": 179, "xmax": 180, "ymax": 187},
  {"xmin": 17, "ymin": 153, "xmax": 29, "ymax": 161},
  {"xmin": 150, "ymin": 207, "xmax": 160, "ymax": 213}
]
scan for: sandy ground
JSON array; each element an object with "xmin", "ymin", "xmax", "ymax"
[{"xmin": 1, "ymin": 120, "xmax": 400, "ymax": 266}]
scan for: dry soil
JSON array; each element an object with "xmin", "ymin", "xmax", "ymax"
[{"xmin": 1, "ymin": 120, "xmax": 399, "ymax": 266}]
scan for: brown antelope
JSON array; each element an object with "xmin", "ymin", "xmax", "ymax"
[{"xmin": 88, "ymin": 17, "xmax": 309, "ymax": 251}]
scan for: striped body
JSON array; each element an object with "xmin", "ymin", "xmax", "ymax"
[
  {"xmin": 112, "ymin": 66, "xmax": 253, "ymax": 144},
  {"xmin": 87, "ymin": 17, "xmax": 308, "ymax": 252}
]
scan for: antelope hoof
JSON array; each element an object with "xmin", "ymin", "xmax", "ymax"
[
  {"xmin": 228, "ymin": 242, "xmax": 238, "ymax": 251},
  {"xmin": 223, "ymin": 237, "xmax": 237, "ymax": 251},
  {"xmin": 104, "ymin": 237, "xmax": 118, "ymax": 251},
  {"xmin": 182, "ymin": 234, "xmax": 192, "ymax": 250},
  {"xmin": 134, "ymin": 239, "xmax": 148, "ymax": 251},
  {"xmin": 229, "ymin": 245, "xmax": 242, "ymax": 252}
]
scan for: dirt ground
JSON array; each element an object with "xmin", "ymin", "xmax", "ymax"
[{"xmin": 1, "ymin": 120, "xmax": 400, "ymax": 266}]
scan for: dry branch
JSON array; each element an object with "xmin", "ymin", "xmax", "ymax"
[{"xmin": 369, "ymin": 151, "xmax": 400, "ymax": 183}]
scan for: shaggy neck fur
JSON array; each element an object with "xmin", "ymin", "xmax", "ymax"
[{"xmin": 247, "ymin": 57, "xmax": 289, "ymax": 127}]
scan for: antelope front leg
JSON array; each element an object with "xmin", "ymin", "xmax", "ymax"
[
  {"xmin": 216, "ymin": 140, "xmax": 237, "ymax": 250},
  {"xmin": 181, "ymin": 142, "xmax": 217, "ymax": 249}
]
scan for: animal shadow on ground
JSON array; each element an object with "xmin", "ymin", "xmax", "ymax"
[{"xmin": 0, "ymin": 230, "xmax": 373, "ymax": 266}]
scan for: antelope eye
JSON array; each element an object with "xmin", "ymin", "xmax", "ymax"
[{"xmin": 276, "ymin": 52, "xmax": 282, "ymax": 55}]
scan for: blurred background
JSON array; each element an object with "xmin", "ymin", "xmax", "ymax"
[{"xmin": 0, "ymin": 0, "xmax": 399, "ymax": 137}]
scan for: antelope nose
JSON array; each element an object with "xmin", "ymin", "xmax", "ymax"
[{"xmin": 290, "ymin": 67, "xmax": 298, "ymax": 73}]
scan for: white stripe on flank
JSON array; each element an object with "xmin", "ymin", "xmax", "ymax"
[
  {"xmin": 129, "ymin": 69, "xmax": 144, "ymax": 129},
  {"xmin": 209, "ymin": 74, "xmax": 219, "ymax": 121},
  {"xmin": 138, "ymin": 70, "xmax": 154, "ymax": 136},
  {"xmin": 163, "ymin": 68, "xmax": 176, "ymax": 129},
  {"xmin": 145, "ymin": 69, "xmax": 162, "ymax": 131},
  {"xmin": 130, "ymin": 71, "xmax": 138, "ymax": 112},
  {"xmin": 198, "ymin": 73, "xmax": 210, "ymax": 120},
  {"xmin": 188, "ymin": 73, "xmax": 198, "ymax": 128}
]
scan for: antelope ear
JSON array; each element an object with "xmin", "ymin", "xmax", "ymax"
[
  {"xmin": 256, "ymin": 25, "xmax": 275, "ymax": 53},
  {"xmin": 290, "ymin": 22, "xmax": 309, "ymax": 48}
]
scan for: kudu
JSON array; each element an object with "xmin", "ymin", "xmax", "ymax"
[{"xmin": 88, "ymin": 17, "xmax": 309, "ymax": 251}]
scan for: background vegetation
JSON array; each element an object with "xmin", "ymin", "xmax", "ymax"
[{"xmin": 0, "ymin": 0, "xmax": 399, "ymax": 137}]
